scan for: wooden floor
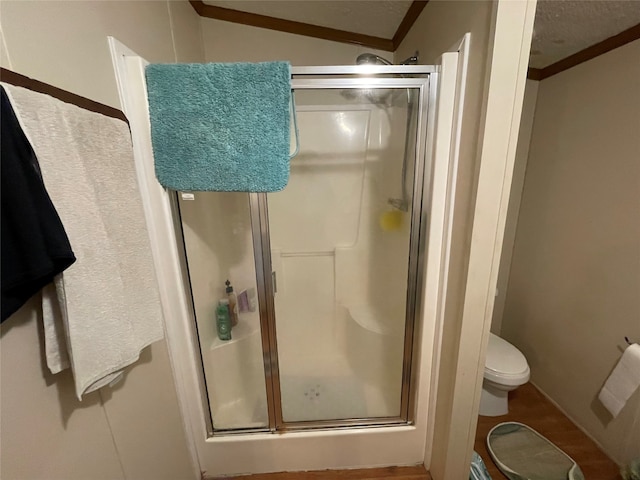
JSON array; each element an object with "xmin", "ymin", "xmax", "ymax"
[
  {"xmin": 207, "ymin": 382, "xmax": 618, "ymax": 479},
  {"xmin": 475, "ymin": 382, "xmax": 621, "ymax": 479},
  {"xmin": 207, "ymin": 466, "xmax": 431, "ymax": 479}
]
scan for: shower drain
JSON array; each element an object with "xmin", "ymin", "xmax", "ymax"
[
  {"xmin": 281, "ymin": 377, "xmax": 368, "ymax": 420},
  {"xmin": 303, "ymin": 384, "xmax": 322, "ymax": 401}
]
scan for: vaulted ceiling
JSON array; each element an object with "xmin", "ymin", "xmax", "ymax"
[
  {"xmin": 204, "ymin": 1, "xmax": 414, "ymax": 39},
  {"xmin": 530, "ymin": 0, "xmax": 640, "ymax": 68},
  {"xmin": 199, "ymin": 0, "xmax": 640, "ymax": 70}
]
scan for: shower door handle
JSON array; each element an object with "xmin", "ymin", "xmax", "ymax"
[{"xmin": 272, "ymin": 271, "xmax": 277, "ymax": 294}]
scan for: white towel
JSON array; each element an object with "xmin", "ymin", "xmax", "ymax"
[
  {"xmin": 3, "ymin": 83, "xmax": 164, "ymax": 400},
  {"xmin": 598, "ymin": 343, "xmax": 640, "ymax": 417}
]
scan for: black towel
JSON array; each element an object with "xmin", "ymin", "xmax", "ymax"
[{"xmin": 1, "ymin": 86, "xmax": 76, "ymax": 322}]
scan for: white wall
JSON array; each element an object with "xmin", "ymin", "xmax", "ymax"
[
  {"xmin": 0, "ymin": 2, "xmax": 204, "ymax": 479},
  {"xmin": 502, "ymin": 39, "xmax": 640, "ymax": 465}
]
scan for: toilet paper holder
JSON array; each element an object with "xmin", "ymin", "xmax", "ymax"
[{"xmin": 625, "ymin": 336, "xmax": 635, "ymax": 346}]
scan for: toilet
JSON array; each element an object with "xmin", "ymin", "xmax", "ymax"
[{"xmin": 479, "ymin": 333, "xmax": 530, "ymax": 416}]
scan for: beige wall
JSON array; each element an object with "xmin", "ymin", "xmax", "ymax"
[
  {"xmin": 492, "ymin": 79, "xmax": 539, "ymax": 333},
  {"xmin": 397, "ymin": 0, "xmax": 491, "ymax": 475},
  {"xmin": 201, "ymin": 17, "xmax": 389, "ymax": 65},
  {"xmin": 0, "ymin": 2, "xmax": 204, "ymax": 479},
  {"xmin": 502, "ymin": 39, "xmax": 640, "ymax": 465}
]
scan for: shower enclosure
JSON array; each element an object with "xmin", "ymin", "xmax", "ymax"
[
  {"xmin": 109, "ymin": 36, "xmax": 459, "ymax": 473},
  {"xmin": 176, "ymin": 65, "xmax": 435, "ymax": 434}
]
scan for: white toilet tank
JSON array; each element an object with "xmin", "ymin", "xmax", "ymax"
[{"xmin": 484, "ymin": 333, "xmax": 530, "ymax": 386}]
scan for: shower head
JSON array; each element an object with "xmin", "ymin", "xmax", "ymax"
[
  {"xmin": 400, "ymin": 54, "xmax": 419, "ymax": 65},
  {"xmin": 356, "ymin": 53, "xmax": 393, "ymax": 66},
  {"xmin": 352, "ymin": 52, "xmax": 419, "ymax": 213},
  {"xmin": 355, "ymin": 52, "xmax": 419, "ymax": 66},
  {"xmin": 345, "ymin": 51, "xmax": 420, "ymax": 106}
]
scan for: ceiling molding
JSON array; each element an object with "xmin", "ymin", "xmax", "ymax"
[
  {"xmin": 530, "ymin": 22, "xmax": 640, "ymax": 81},
  {"xmin": 189, "ymin": 0, "xmax": 394, "ymax": 52},
  {"xmin": 392, "ymin": 1, "xmax": 429, "ymax": 50},
  {"xmin": 526, "ymin": 68, "xmax": 543, "ymax": 81}
]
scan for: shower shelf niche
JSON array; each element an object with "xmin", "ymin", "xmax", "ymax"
[
  {"xmin": 345, "ymin": 304, "xmax": 404, "ymax": 337},
  {"xmin": 210, "ymin": 311, "xmax": 261, "ymax": 351}
]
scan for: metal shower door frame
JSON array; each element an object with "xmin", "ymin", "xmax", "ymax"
[{"xmin": 248, "ymin": 67, "xmax": 436, "ymax": 433}]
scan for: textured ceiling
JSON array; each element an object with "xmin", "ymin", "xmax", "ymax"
[
  {"xmin": 530, "ymin": 0, "xmax": 640, "ymax": 68},
  {"xmin": 203, "ymin": 1, "xmax": 640, "ymax": 67},
  {"xmin": 203, "ymin": 1, "xmax": 413, "ymax": 39}
]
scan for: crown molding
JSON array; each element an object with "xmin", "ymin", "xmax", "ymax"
[
  {"xmin": 190, "ymin": 1, "xmax": 430, "ymax": 53},
  {"xmin": 393, "ymin": 1, "xmax": 429, "ymax": 50},
  {"xmin": 190, "ymin": 0, "xmax": 394, "ymax": 51}
]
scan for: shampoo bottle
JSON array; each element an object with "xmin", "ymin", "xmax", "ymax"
[
  {"xmin": 216, "ymin": 299, "xmax": 232, "ymax": 341},
  {"xmin": 225, "ymin": 280, "xmax": 239, "ymax": 327}
]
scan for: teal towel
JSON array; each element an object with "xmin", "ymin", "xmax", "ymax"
[
  {"xmin": 622, "ymin": 458, "xmax": 640, "ymax": 480},
  {"xmin": 470, "ymin": 452, "xmax": 492, "ymax": 480},
  {"xmin": 145, "ymin": 62, "xmax": 292, "ymax": 192}
]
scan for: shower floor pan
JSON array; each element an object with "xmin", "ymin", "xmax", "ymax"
[
  {"xmin": 279, "ymin": 352, "xmax": 400, "ymax": 423},
  {"xmin": 211, "ymin": 351, "xmax": 401, "ymax": 430}
]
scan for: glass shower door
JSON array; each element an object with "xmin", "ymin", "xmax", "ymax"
[
  {"xmin": 266, "ymin": 84, "xmax": 424, "ymax": 425},
  {"xmin": 178, "ymin": 192, "xmax": 270, "ymax": 432},
  {"xmin": 175, "ymin": 72, "xmax": 431, "ymax": 434}
]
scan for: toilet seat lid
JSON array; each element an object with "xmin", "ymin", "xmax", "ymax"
[{"xmin": 485, "ymin": 333, "xmax": 529, "ymax": 376}]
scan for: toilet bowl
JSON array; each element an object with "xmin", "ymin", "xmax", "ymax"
[{"xmin": 479, "ymin": 333, "xmax": 530, "ymax": 417}]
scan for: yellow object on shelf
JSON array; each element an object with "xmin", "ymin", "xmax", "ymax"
[{"xmin": 379, "ymin": 209, "xmax": 404, "ymax": 231}]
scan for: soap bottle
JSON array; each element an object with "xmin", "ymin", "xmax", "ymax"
[
  {"xmin": 216, "ymin": 299, "xmax": 232, "ymax": 341},
  {"xmin": 225, "ymin": 280, "xmax": 239, "ymax": 327},
  {"xmin": 247, "ymin": 287, "xmax": 258, "ymax": 312}
]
